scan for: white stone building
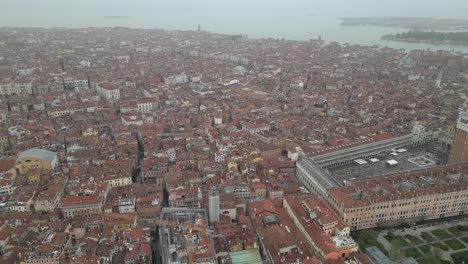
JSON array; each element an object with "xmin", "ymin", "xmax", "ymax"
[{"xmin": 97, "ymin": 82, "xmax": 120, "ymax": 101}]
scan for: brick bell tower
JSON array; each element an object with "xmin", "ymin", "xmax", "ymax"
[{"xmin": 449, "ymin": 100, "xmax": 468, "ymax": 164}]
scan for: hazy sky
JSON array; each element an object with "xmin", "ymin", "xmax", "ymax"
[{"xmin": 2, "ymin": 0, "xmax": 468, "ymax": 18}]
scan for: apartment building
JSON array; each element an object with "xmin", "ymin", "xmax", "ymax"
[
  {"xmin": 328, "ymin": 163, "xmax": 468, "ymax": 230},
  {"xmin": 97, "ymin": 82, "xmax": 120, "ymax": 101},
  {"xmin": 63, "ymin": 76, "xmax": 89, "ymax": 91},
  {"xmin": 59, "ymin": 195, "xmax": 103, "ymax": 219},
  {"xmin": 0, "ymin": 81, "xmax": 32, "ymax": 95}
]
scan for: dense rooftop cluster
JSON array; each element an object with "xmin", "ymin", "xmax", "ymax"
[{"xmin": 0, "ymin": 27, "xmax": 467, "ymax": 264}]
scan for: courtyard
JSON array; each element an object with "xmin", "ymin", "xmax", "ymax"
[{"xmin": 356, "ymin": 219, "xmax": 468, "ymax": 263}]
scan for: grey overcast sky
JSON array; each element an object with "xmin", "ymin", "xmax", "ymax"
[{"xmin": 2, "ymin": 0, "xmax": 468, "ymax": 18}]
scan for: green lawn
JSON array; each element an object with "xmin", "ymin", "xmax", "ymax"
[
  {"xmin": 357, "ymin": 230, "xmax": 388, "ymax": 255},
  {"xmin": 403, "ymin": 247, "xmax": 422, "ymax": 259},
  {"xmin": 431, "ymin": 230, "xmax": 452, "ymax": 240},
  {"xmin": 461, "ymin": 237, "xmax": 468, "ymax": 244},
  {"xmin": 419, "ymin": 245, "xmax": 431, "ymax": 254},
  {"xmin": 445, "ymin": 239, "xmax": 466, "ymax": 250},
  {"xmin": 384, "ymin": 233, "xmax": 410, "ymax": 246},
  {"xmin": 421, "ymin": 232, "xmax": 435, "ymax": 241},
  {"xmin": 405, "ymin": 234, "xmax": 423, "ymax": 244},
  {"xmin": 448, "ymin": 225, "xmax": 468, "ymax": 234},
  {"xmin": 433, "ymin": 242, "xmax": 450, "ymax": 251},
  {"xmin": 451, "ymin": 250, "xmax": 468, "ymax": 264},
  {"xmin": 359, "ymin": 240, "xmax": 387, "ymax": 254}
]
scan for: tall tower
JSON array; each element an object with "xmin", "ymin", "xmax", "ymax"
[
  {"xmin": 197, "ymin": 187, "xmax": 202, "ymax": 208},
  {"xmin": 435, "ymin": 71, "xmax": 442, "ymax": 88},
  {"xmin": 449, "ymin": 100, "xmax": 468, "ymax": 164},
  {"xmin": 208, "ymin": 191, "xmax": 220, "ymax": 223}
]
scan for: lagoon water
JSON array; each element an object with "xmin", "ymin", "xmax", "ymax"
[{"xmin": 1, "ymin": 0, "xmax": 468, "ymax": 52}]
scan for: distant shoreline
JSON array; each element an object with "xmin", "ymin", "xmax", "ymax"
[
  {"xmin": 0, "ymin": 24, "xmax": 468, "ymax": 53},
  {"xmin": 382, "ymin": 38, "xmax": 468, "ymax": 46},
  {"xmin": 381, "ymin": 31, "xmax": 468, "ymax": 46},
  {"xmin": 340, "ymin": 17, "xmax": 468, "ymax": 31}
]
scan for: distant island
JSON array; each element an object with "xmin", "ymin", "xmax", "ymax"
[
  {"xmin": 340, "ymin": 17, "xmax": 468, "ymax": 30},
  {"xmin": 104, "ymin": 16, "xmax": 132, "ymax": 19},
  {"xmin": 381, "ymin": 31, "xmax": 468, "ymax": 46}
]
